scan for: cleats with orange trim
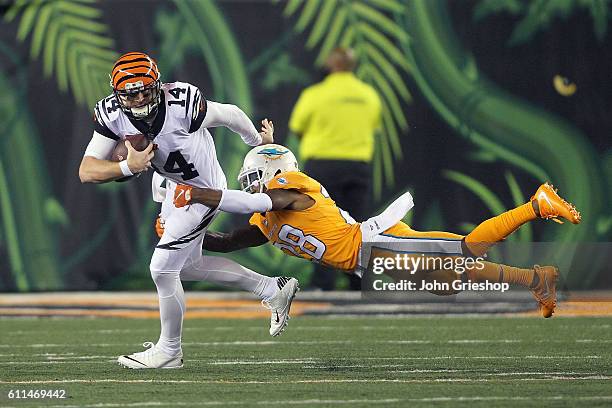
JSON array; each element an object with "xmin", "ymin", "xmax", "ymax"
[
  {"xmin": 531, "ymin": 183, "xmax": 581, "ymax": 224},
  {"xmin": 530, "ymin": 265, "xmax": 559, "ymax": 318}
]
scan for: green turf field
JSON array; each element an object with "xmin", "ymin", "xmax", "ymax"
[{"xmin": 0, "ymin": 316, "xmax": 611, "ymax": 407}]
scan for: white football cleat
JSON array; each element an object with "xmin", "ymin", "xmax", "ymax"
[
  {"xmin": 262, "ymin": 277, "xmax": 300, "ymax": 337},
  {"xmin": 117, "ymin": 341, "xmax": 183, "ymax": 369}
]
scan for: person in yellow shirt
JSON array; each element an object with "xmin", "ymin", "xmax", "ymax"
[
  {"xmin": 170, "ymin": 143, "xmax": 582, "ymax": 319},
  {"xmin": 289, "ymin": 47, "xmax": 382, "ymax": 290}
]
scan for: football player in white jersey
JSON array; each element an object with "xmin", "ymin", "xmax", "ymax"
[{"xmin": 79, "ymin": 52, "xmax": 299, "ymax": 369}]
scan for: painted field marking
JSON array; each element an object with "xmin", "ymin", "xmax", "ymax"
[
  {"xmin": 0, "ymin": 354, "xmax": 604, "ymax": 366},
  {"xmin": 208, "ymin": 355, "xmax": 602, "ymax": 365},
  {"xmin": 2, "ymin": 338, "xmax": 611, "ymax": 348},
  {"xmin": 0, "ymin": 361, "xmax": 96, "ymax": 364},
  {"xmin": 1, "ymin": 377, "xmax": 611, "ymax": 385},
  {"xmin": 31, "ymin": 396, "xmax": 612, "ymax": 408}
]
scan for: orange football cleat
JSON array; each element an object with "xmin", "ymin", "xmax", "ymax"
[
  {"xmin": 530, "ymin": 265, "xmax": 559, "ymax": 318},
  {"xmin": 531, "ymin": 183, "xmax": 581, "ymax": 224}
]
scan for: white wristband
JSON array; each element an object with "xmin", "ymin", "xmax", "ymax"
[{"xmin": 119, "ymin": 160, "xmax": 133, "ymax": 177}]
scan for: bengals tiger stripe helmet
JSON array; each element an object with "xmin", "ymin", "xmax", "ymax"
[{"xmin": 110, "ymin": 52, "xmax": 161, "ymax": 119}]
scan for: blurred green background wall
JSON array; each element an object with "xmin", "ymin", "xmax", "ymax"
[{"xmin": 0, "ymin": 0, "xmax": 609, "ymax": 292}]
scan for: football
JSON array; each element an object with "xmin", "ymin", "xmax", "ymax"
[{"xmin": 110, "ymin": 134, "xmax": 150, "ymax": 162}]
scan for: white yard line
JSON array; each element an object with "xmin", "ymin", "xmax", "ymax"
[
  {"xmin": 447, "ymin": 339, "xmax": 521, "ymax": 343},
  {"xmin": 34, "ymin": 396, "xmax": 612, "ymax": 408},
  {"xmin": 0, "ymin": 343, "xmax": 120, "ymax": 348},
  {"xmin": 305, "ymin": 366, "xmax": 470, "ymax": 371},
  {"xmin": 3, "ymin": 339, "xmax": 610, "ymax": 348},
  {"xmin": 0, "ymin": 361, "xmax": 117, "ymax": 364},
  {"xmin": 2, "ymin": 376, "xmax": 610, "ymax": 385},
  {"xmin": 45, "ymin": 355, "xmax": 113, "ymax": 360},
  {"xmin": 0, "ymin": 340, "xmax": 357, "ymax": 348},
  {"xmin": 0, "ymin": 352, "xmax": 76, "ymax": 358},
  {"xmin": 208, "ymin": 355, "xmax": 602, "ymax": 364},
  {"xmin": 4, "ymin": 326, "xmax": 415, "ymax": 335},
  {"xmin": 184, "ymin": 340, "xmax": 353, "ymax": 346},
  {"xmin": 361, "ymin": 355, "xmax": 602, "ymax": 360},
  {"xmin": 0, "ymin": 354, "xmax": 603, "ymax": 366},
  {"xmin": 41, "ymin": 399, "xmax": 401, "ymax": 408},
  {"xmin": 188, "ymin": 326, "xmax": 408, "ymax": 332},
  {"xmin": 388, "ymin": 370, "xmax": 599, "ymax": 376},
  {"xmin": 209, "ymin": 359, "xmax": 318, "ymax": 365}
]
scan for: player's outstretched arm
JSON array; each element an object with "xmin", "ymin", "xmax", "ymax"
[
  {"xmin": 201, "ymin": 101, "xmax": 271, "ymax": 146},
  {"xmin": 203, "ymin": 225, "xmax": 268, "ymax": 253},
  {"xmin": 173, "ymin": 185, "xmax": 312, "ymax": 212},
  {"xmin": 79, "ymin": 140, "xmax": 153, "ymax": 183}
]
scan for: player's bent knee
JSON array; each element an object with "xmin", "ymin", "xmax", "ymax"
[{"xmin": 150, "ymin": 269, "xmax": 181, "ymax": 297}]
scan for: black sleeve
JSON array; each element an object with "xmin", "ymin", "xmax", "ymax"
[
  {"xmin": 93, "ymin": 104, "xmax": 119, "ymax": 140},
  {"xmin": 188, "ymin": 88, "xmax": 207, "ymax": 133}
]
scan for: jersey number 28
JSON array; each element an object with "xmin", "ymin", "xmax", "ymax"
[{"xmin": 274, "ymin": 224, "xmax": 326, "ymax": 261}]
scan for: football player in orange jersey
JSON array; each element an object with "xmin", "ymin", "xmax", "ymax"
[{"xmin": 171, "ymin": 136, "xmax": 581, "ymax": 318}]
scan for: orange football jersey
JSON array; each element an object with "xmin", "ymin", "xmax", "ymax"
[{"xmin": 249, "ymin": 172, "xmax": 362, "ymax": 270}]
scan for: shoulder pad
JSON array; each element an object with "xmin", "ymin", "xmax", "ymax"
[
  {"xmin": 93, "ymin": 94, "xmax": 121, "ymax": 140},
  {"xmin": 163, "ymin": 82, "xmax": 205, "ymax": 132},
  {"xmin": 97, "ymin": 94, "xmax": 123, "ymax": 123},
  {"xmin": 267, "ymin": 172, "xmax": 319, "ymax": 193}
]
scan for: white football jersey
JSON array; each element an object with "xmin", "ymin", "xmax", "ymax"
[{"xmin": 93, "ymin": 81, "xmax": 227, "ymax": 189}]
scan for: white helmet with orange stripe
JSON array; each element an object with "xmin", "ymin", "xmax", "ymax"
[
  {"xmin": 110, "ymin": 52, "xmax": 161, "ymax": 120},
  {"xmin": 238, "ymin": 144, "xmax": 299, "ymax": 193}
]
